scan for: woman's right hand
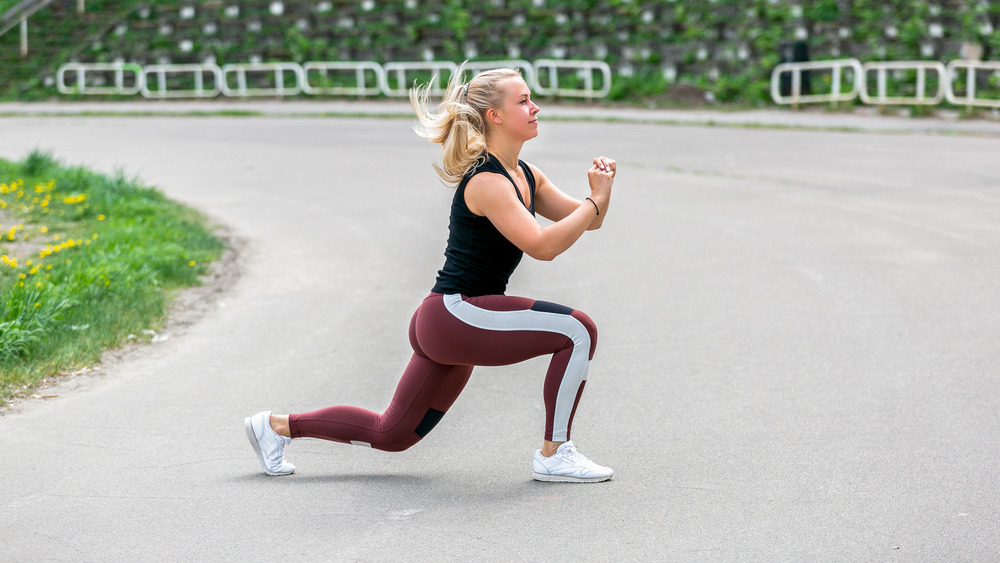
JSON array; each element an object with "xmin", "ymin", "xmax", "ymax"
[{"xmin": 588, "ymin": 156, "xmax": 616, "ymax": 205}]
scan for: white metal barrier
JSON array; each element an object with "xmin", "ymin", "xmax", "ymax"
[
  {"xmin": 860, "ymin": 61, "xmax": 947, "ymax": 105},
  {"xmin": 771, "ymin": 58, "xmax": 864, "ymax": 106},
  {"xmin": 58, "ymin": 59, "xmax": 615, "ymax": 99},
  {"xmin": 945, "ymin": 60, "xmax": 1000, "ymax": 109},
  {"xmin": 141, "ymin": 64, "xmax": 222, "ymax": 98},
  {"xmin": 222, "ymin": 62, "xmax": 304, "ymax": 97},
  {"xmin": 381, "ymin": 61, "xmax": 458, "ymax": 97},
  {"xmin": 461, "ymin": 59, "xmax": 535, "ymax": 90},
  {"xmin": 56, "ymin": 62, "xmax": 143, "ymax": 95},
  {"xmin": 302, "ymin": 61, "xmax": 383, "ymax": 96},
  {"xmin": 532, "ymin": 59, "xmax": 611, "ymax": 99}
]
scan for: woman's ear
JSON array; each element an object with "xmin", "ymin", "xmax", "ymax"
[{"xmin": 486, "ymin": 108, "xmax": 502, "ymax": 125}]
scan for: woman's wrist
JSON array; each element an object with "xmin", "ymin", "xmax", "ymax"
[{"xmin": 587, "ymin": 195, "xmax": 608, "ymax": 209}]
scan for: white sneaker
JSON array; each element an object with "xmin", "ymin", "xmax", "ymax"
[
  {"xmin": 532, "ymin": 441, "xmax": 613, "ymax": 483},
  {"xmin": 244, "ymin": 411, "xmax": 295, "ymax": 476}
]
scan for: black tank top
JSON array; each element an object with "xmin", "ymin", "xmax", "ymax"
[{"xmin": 431, "ymin": 153, "xmax": 536, "ymax": 296}]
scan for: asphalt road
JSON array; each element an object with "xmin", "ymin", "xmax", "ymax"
[{"xmin": 1, "ymin": 106, "xmax": 999, "ymax": 560}]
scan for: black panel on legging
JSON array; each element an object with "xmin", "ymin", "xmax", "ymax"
[{"xmin": 414, "ymin": 408, "xmax": 446, "ymax": 438}]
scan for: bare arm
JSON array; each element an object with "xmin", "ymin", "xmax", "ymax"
[{"xmin": 465, "ymin": 157, "xmax": 615, "ymax": 261}]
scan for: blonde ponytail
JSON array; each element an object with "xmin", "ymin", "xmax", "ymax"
[{"xmin": 411, "ymin": 64, "xmax": 522, "ymax": 186}]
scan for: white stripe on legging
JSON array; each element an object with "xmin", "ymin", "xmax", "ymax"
[{"xmin": 442, "ymin": 293, "xmax": 590, "ymax": 442}]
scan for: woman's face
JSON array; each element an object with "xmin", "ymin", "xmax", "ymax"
[{"xmin": 494, "ymin": 77, "xmax": 540, "ymax": 141}]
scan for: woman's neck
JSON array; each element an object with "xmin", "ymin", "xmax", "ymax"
[{"xmin": 486, "ymin": 138, "xmax": 524, "ymax": 175}]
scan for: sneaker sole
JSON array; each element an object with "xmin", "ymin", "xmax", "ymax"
[
  {"xmin": 244, "ymin": 416, "xmax": 294, "ymax": 476},
  {"xmin": 533, "ymin": 472, "xmax": 613, "ymax": 483}
]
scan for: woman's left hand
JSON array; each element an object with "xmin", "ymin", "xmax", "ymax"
[
  {"xmin": 588, "ymin": 156, "xmax": 616, "ymax": 206},
  {"xmin": 593, "ymin": 156, "xmax": 617, "ymax": 179}
]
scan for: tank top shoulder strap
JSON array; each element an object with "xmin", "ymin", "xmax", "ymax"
[
  {"xmin": 519, "ymin": 160, "xmax": 536, "ymax": 214},
  {"xmin": 459, "ymin": 154, "xmax": 536, "ymax": 215}
]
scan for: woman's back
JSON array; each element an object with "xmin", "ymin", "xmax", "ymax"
[{"xmin": 432, "ymin": 154, "xmax": 536, "ymax": 297}]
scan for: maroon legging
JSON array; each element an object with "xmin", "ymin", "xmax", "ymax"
[{"xmin": 289, "ymin": 292, "xmax": 598, "ymax": 451}]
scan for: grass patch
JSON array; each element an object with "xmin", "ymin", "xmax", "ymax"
[{"xmin": 0, "ymin": 150, "xmax": 223, "ymax": 402}]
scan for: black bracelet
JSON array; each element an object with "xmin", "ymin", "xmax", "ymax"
[{"xmin": 586, "ymin": 197, "xmax": 600, "ymax": 216}]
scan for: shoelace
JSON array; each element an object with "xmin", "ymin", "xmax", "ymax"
[
  {"xmin": 268, "ymin": 435, "xmax": 286, "ymax": 461},
  {"xmin": 560, "ymin": 444, "xmax": 584, "ymax": 464}
]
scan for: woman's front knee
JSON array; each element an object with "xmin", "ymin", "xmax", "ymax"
[{"xmin": 570, "ymin": 309, "xmax": 598, "ymax": 358}]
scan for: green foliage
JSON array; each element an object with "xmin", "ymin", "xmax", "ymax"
[
  {"xmin": 0, "ymin": 285, "xmax": 71, "ymax": 361},
  {"xmin": 608, "ymin": 70, "xmax": 669, "ymax": 101},
  {"xmin": 0, "ymin": 0, "xmax": 23, "ymax": 15},
  {"xmin": 285, "ymin": 27, "xmax": 332, "ymax": 63},
  {"xmin": 3, "ymin": 0, "xmax": 997, "ymax": 105},
  {"xmin": 22, "ymin": 149, "xmax": 57, "ymax": 176},
  {"xmin": 0, "ymin": 152, "xmax": 223, "ymax": 400},
  {"xmin": 714, "ymin": 70, "xmax": 768, "ymax": 104},
  {"xmin": 806, "ymin": 0, "xmax": 842, "ymax": 23}
]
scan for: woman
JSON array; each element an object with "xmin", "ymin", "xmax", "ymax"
[{"xmin": 245, "ymin": 67, "xmax": 616, "ymax": 483}]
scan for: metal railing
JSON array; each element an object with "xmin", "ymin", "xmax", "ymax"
[
  {"xmin": 1, "ymin": 0, "xmax": 56, "ymax": 55},
  {"xmin": 58, "ymin": 59, "xmax": 614, "ymax": 100},
  {"xmin": 860, "ymin": 61, "xmax": 947, "ymax": 106},
  {"xmin": 532, "ymin": 59, "xmax": 612, "ymax": 99},
  {"xmin": 56, "ymin": 61, "xmax": 142, "ymax": 95},
  {"xmin": 771, "ymin": 58, "xmax": 864, "ymax": 107},
  {"xmin": 945, "ymin": 60, "xmax": 1000, "ymax": 109},
  {"xmin": 380, "ymin": 61, "xmax": 458, "ymax": 97},
  {"xmin": 302, "ymin": 61, "xmax": 383, "ymax": 96},
  {"xmin": 461, "ymin": 59, "xmax": 535, "ymax": 90},
  {"xmin": 221, "ymin": 62, "xmax": 303, "ymax": 97},
  {"xmin": 140, "ymin": 63, "xmax": 222, "ymax": 98},
  {"xmin": 773, "ymin": 58, "xmax": 999, "ymax": 109}
]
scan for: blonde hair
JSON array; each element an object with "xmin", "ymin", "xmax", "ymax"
[{"xmin": 411, "ymin": 65, "xmax": 522, "ymax": 186}]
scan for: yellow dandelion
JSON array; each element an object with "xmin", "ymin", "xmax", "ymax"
[
  {"xmin": 97, "ymin": 214, "xmax": 106, "ymax": 221},
  {"xmin": 34, "ymin": 303, "xmax": 41, "ymax": 308},
  {"xmin": 189, "ymin": 261, "xmax": 196, "ymax": 267},
  {"xmin": 40, "ymin": 226, "xmax": 48, "ymax": 233}
]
